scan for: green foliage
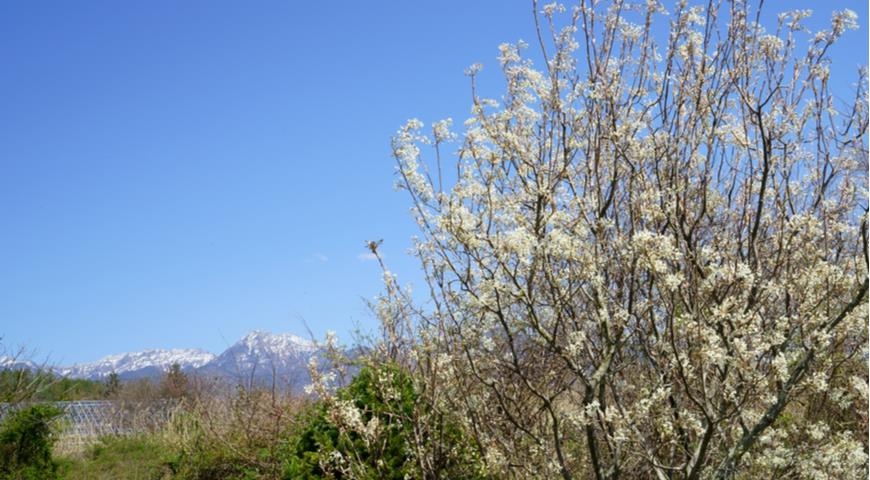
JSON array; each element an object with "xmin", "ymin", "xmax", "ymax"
[
  {"xmin": 58, "ymin": 435, "xmax": 173, "ymax": 480},
  {"xmin": 282, "ymin": 365, "xmax": 416, "ymax": 479},
  {"xmin": 44, "ymin": 377, "xmax": 112, "ymax": 401},
  {"xmin": 0, "ymin": 404, "xmax": 63, "ymax": 480},
  {"xmin": 0, "ymin": 369, "xmax": 111, "ymax": 402},
  {"xmin": 282, "ymin": 364, "xmax": 485, "ymax": 480},
  {"xmin": 279, "ymin": 405, "xmax": 334, "ymax": 479}
]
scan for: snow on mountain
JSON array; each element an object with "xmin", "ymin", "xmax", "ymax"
[
  {"xmin": 0, "ymin": 356, "xmax": 39, "ymax": 371},
  {"xmin": 58, "ymin": 348, "xmax": 216, "ymax": 380},
  {"xmin": 220, "ymin": 330, "xmax": 316, "ymax": 362},
  {"xmin": 4, "ymin": 330, "xmax": 321, "ymax": 390},
  {"xmin": 199, "ymin": 331, "xmax": 318, "ymax": 387}
]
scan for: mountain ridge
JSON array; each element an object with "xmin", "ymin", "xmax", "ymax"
[
  {"xmin": 57, "ymin": 348, "xmax": 217, "ymax": 380},
  {"xmin": 2, "ymin": 330, "xmax": 321, "ymax": 389}
]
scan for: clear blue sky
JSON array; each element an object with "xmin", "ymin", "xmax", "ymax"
[{"xmin": 1, "ymin": 1, "xmax": 866, "ymax": 364}]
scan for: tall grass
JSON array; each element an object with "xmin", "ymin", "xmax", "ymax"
[{"xmin": 55, "ymin": 373, "xmax": 306, "ymax": 479}]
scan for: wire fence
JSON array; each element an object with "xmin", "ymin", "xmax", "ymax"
[{"xmin": 0, "ymin": 399, "xmax": 178, "ymax": 446}]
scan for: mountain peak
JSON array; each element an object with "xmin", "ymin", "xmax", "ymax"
[
  {"xmin": 237, "ymin": 330, "xmax": 316, "ymax": 352},
  {"xmin": 198, "ymin": 330, "xmax": 318, "ymax": 387}
]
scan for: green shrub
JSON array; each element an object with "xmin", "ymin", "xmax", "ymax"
[
  {"xmin": 0, "ymin": 369, "xmax": 111, "ymax": 403},
  {"xmin": 282, "ymin": 365, "xmax": 415, "ymax": 479},
  {"xmin": 282, "ymin": 364, "xmax": 486, "ymax": 480},
  {"xmin": 0, "ymin": 404, "xmax": 63, "ymax": 480}
]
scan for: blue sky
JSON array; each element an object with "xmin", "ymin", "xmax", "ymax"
[{"xmin": 1, "ymin": 1, "xmax": 866, "ymax": 364}]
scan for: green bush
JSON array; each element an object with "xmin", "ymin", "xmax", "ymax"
[
  {"xmin": 0, "ymin": 404, "xmax": 63, "ymax": 480},
  {"xmin": 282, "ymin": 365, "xmax": 415, "ymax": 479},
  {"xmin": 282, "ymin": 365, "xmax": 486, "ymax": 480},
  {"xmin": 0, "ymin": 369, "xmax": 112, "ymax": 403}
]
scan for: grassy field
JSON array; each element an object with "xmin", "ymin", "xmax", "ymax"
[{"xmin": 57, "ymin": 436, "xmax": 174, "ymax": 480}]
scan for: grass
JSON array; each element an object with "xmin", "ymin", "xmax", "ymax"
[{"xmin": 57, "ymin": 435, "xmax": 174, "ymax": 480}]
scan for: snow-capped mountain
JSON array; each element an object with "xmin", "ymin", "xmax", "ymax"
[
  {"xmin": 58, "ymin": 348, "xmax": 216, "ymax": 380},
  {"xmin": 2, "ymin": 331, "xmax": 322, "ymax": 389},
  {"xmin": 198, "ymin": 330, "xmax": 318, "ymax": 387},
  {"xmin": 1, "ymin": 331, "xmax": 322, "ymax": 390},
  {"xmin": 0, "ymin": 357, "xmax": 40, "ymax": 371}
]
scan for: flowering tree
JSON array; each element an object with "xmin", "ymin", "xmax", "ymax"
[{"xmin": 379, "ymin": 1, "xmax": 870, "ymax": 478}]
